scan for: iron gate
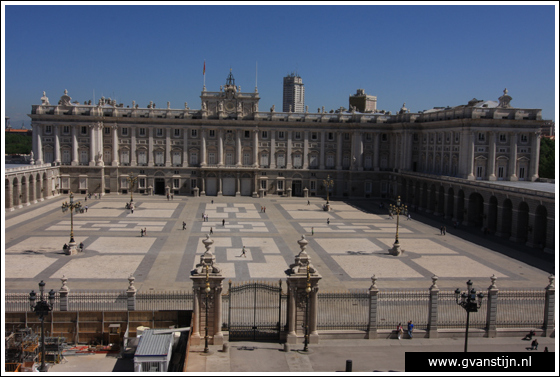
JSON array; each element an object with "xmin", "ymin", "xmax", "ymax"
[{"xmin": 228, "ymin": 281, "xmax": 283, "ymax": 342}]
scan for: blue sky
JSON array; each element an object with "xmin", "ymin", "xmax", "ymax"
[{"xmin": 3, "ymin": 3, "xmax": 558, "ymax": 129}]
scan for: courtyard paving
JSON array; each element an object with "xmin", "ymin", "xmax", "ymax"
[{"xmin": 3, "ymin": 194, "xmax": 554, "ymax": 294}]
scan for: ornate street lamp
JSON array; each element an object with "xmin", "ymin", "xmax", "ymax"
[
  {"xmin": 204, "ymin": 264, "xmax": 211, "ymax": 354},
  {"xmin": 455, "ymin": 280, "xmax": 484, "ymax": 352},
  {"xmin": 389, "ymin": 196, "xmax": 407, "ymax": 256},
  {"xmin": 61, "ymin": 192, "xmax": 82, "ymax": 253},
  {"xmin": 29, "ymin": 281, "xmax": 55, "ymax": 372},
  {"xmin": 303, "ymin": 264, "xmax": 311, "ymax": 352},
  {"xmin": 323, "ymin": 175, "xmax": 334, "ymax": 206},
  {"xmin": 127, "ymin": 173, "xmax": 138, "ymax": 203}
]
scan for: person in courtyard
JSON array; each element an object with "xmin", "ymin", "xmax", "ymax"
[
  {"xmin": 240, "ymin": 246, "xmax": 246, "ymax": 257},
  {"xmin": 523, "ymin": 330, "xmax": 535, "ymax": 340},
  {"xmin": 63, "ymin": 243, "xmax": 68, "ymax": 250},
  {"xmin": 397, "ymin": 323, "xmax": 403, "ymax": 340},
  {"xmin": 144, "ymin": 227, "xmax": 147, "ymax": 236},
  {"xmin": 407, "ymin": 320, "xmax": 414, "ymax": 339},
  {"xmin": 544, "ymin": 347, "xmax": 549, "ymax": 352},
  {"xmin": 183, "ymin": 221, "xmax": 186, "ymax": 230},
  {"xmin": 407, "ymin": 213, "xmax": 411, "ymax": 220},
  {"xmin": 222, "ymin": 219, "xmax": 225, "ymax": 226},
  {"xmin": 443, "ymin": 226, "xmax": 446, "ymax": 235},
  {"xmin": 210, "ymin": 227, "xmax": 213, "ymax": 235},
  {"xmin": 531, "ymin": 339, "xmax": 538, "ymax": 350},
  {"xmin": 312, "ymin": 227, "xmax": 314, "ymax": 236},
  {"xmin": 85, "ymin": 205, "xmax": 88, "ymax": 213},
  {"xmin": 140, "ymin": 229, "xmax": 144, "ymax": 237},
  {"xmin": 440, "ymin": 226, "xmax": 444, "ymax": 235},
  {"xmin": 79, "ymin": 242, "xmax": 84, "ymax": 250},
  {"xmin": 308, "ymin": 200, "xmax": 310, "ymax": 205},
  {"xmin": 327, "ymin": 218, "xmax": 330, "ymax": 225}
]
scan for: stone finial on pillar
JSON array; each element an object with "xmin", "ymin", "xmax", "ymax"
[
  {"xmin": 367, "ymin": 275, "xmax": 379, "ymax": 339},
  {"xmin": 428, "ymin": 275, "xmax": 440, "ymax": 338},
  {"xmin": 544, "ymin": 275, "xmax": 555, "ymax": 337},
  {"xmin": 370, "ymin": 274, "xmax": 378, "ymax": 290},
  {"xmin": 127, "ymin": 274, "xmax": 137, "ymax": 311},
  {"xmin": 59, "ymin": 275, "xmax": 69, "ymax": 311},
  {"xmin": 486, "ymin": 274, "xmax": 499, "ymax": 338}
]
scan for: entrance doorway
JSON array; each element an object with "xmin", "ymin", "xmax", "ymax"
[
  {"xmin": 292, "ymin": 180, "xmax": 302, "ymax": 197},
  {"xmin": 155, "ymin": 178, "xmax": 165, "ymax": 195}
]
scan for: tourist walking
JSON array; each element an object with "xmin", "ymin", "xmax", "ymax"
[
  {"xmin": 222, "ymin": 219, "xmax": 225, "ymax": 226},
  {"xmin": 397, "ymin": 323, "xmax": 403, "ymax": 340},
  {"xmin": 407, "ymin": 213, "xmax": 411, "ymax": 221},
  {"xmin": 308, "ymin": 200, "xmax": 310, "ymax": 205},
  {"xmin": 440, "ymin": 226, "xmax": 444, "ymax": 235},
  {"xmin": 531, "ymin": 339, "xmax": 539, "ymax": 350},
  {"xmin": 210, "ymin": 227, "xmax": 213, "ymax": 235},
  {"xmin": 85, "ymin": 205, "xmax": 88, "ymax": 213},
  {"xmin": 443, "ymin": 226, "xmax": 446, "ymax": 235},
  {"xmin": 144, "ymin": 228, "xmax": 147, "ymax": 236},
  {"xmin": 327, "ymin": 218, "xmax": 330, "ymax": 225},
  {"xmin": 182, "ymin": 221, "xmax": 186, "ymax": 230},
  {"xmin": 407, "ymin": 320, "xmax": 414, "ymax": 339},
  {"xmin": 141, "ymin": 229, "xmax": 144, "ymax": 237},
  {"xmin": 312, "ymin": 227, "xmax": 314, "ymax": 236},
  {"xmin": 240, "ymin": 246, "xmax": 246, "ymax": 257}
]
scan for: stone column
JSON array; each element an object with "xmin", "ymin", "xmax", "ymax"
[
  {"xmin": 112, "ymin": 125, "xmax": 119, "ymax": 166},
  {"xmin": 467, "ymin": 131, "xmax": 475, "ymax": 180},
  {"xmin": 287, "ymin": 131, "xmax": 293, "ymax": 169},
  {"xmin": 373, "ymin": 132, "xmax": 379, "ymax": 171},
  {"xmin": 190, "ymin": 235, "xmax": 225, "ymax": 345},
  {"xmin": 200, "ymin": 128, "xmax": 207, "ymax": 167},
  {"xmin": 320, "ymin": 131, "xmax": 326, "ymax": 170},
  {"xmin": 130, "ymin": 126, "xmax": 137, "ymax": 166},
  {"xmin": 530, "ymin": 131, "xmax": 541, "ymax": 182},
  {"xmin": 59, "ymin": 275, "xmax": 70, "ymax": 312},
  {"xmin": 218, "ymin": 129, "xmax": 224, "ymax": 167},
  {"xmin": 236, "ymin": 131, "xmax": 242, "ymax": 166},
  {"xmin": 428, "ymin": 275, "xmax": 440, "ymax": 338},
  {"xmin": 97, "ymin": 123, "xmax": 104, "ymax": 166},
  {"xmin": 509, "ymin": 132, "xmax": 518, "ymax": 181},
  {"xmin": 286, "ymin": 235, "xmax": 322, "ymax": 345},
  {"xmin": 432, "ymin": 133, "xmax": 437, "ymax": 173},
  {"xmin": 54, "ymin": 125, "xmax": 61, "ymax": 165},
  {"xmin": 72, "ymin": 125, "xmax": 79, "ymax": 166},
  {"xmin": 367, "ymin": 275, "xmax": 379, "ymax": 339},
  {"xmin": 488, "ymin": 131, "xmax": 497, "ymax": 180},
  {"xmin": 89, "ymin": 124, "xmax": 96, "ymax": 166},
  {"xmin": 270, "ymin": 130, "xmax": 276, "ymax": 169},
  {"xmin": 253, "ymin": 130, "xmax": 259, "ymax": 167},
  {"xmin": 303, "ymin": 131, "xmax": 309, "ymax": 169},
  {"xmin": 336, "ymin": 131, "xmax": 342, "ymax": 170},
  {"xmin": 485, "ymin": 275, "xmax": 499, "ymax": 338},
  {"xmin": 148, "ymin": 127, "xmax": 154, "ymax": 166},
  {"xmin": 183, "ymin": 127, "xmax": 189, "ymax": 167},
  {"xmin": 30, "ymin": 123, "xmax": 37, "ymax": 165},
  {"xmin": 35, "ymin": 124, "xmax": 44, "ymax": 165},
  {"xmin": 127, "ymin": 274, "xmax": 137, "ymax": 311},
  {"xmin": 165, "ymin": 127, "xmax": 171, "ymax": 167},
  {"xmin": 357, "ymin": 132, "xmax": 363, "ymax": 171},
  {"xmin": 543, "ymin": 275, "xmax": 555, "ymax": 337}
]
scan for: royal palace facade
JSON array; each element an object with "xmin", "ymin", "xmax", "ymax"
[{"xmin": 8, "ymin": 72, "xmax": 553, "ymax": 251}]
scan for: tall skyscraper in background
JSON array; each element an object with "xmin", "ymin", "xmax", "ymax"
[{"xmin": 283, "ymin": 73, "xmax": 304, "ymax": 113}]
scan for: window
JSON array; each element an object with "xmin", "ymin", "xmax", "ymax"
[
  {"xmin": 294, "ymin": 132, "xmax": 301, "ymax": 140},
  {"xmin": 277, "ymin": 153, "xmax": 285, "ymax": 167},
  {"xmin": 365, "ymin": 133, "xmax": 371, "ymax": 141},
  {"xmin": 499, "ymin": 134, "xmax": 506, "ymax": 142},
  {"xmin": 138, "ymin": 151, "xmax": 147, "ymax": 165},
  {"xmin": 80, "ymin": 150, "xmax": 88, "ymax": 164},
  {"xmin": 310, "ymin": 181, "xmax": 316, "ymax": 190},
  {"xmin": 261, "ymin": 153, "xmax": 269, "ymax": 166},
  {"xmin": 262, "ymin": 131, "xmax": 268, "ymax": 139},
  {"xmin": 122, "ymin": 128, "xmax": 128, "ymax": 136},
  {"xmin": 208, "ymin": 152, "xmax": 216, "ymax": 164},
  {"xmin": 326, "ymin": 154, "xmax": 334, "ymax": 168},
  {"xmin": 63, "ymin": 126, "xmax": 70, "ymax": 134},
  {"xmin": 261, "ymin": 180, "xmax": 267, "ymax": 190},
  {"xmin": 519, "ymin": 167, "xmax": 525, "ymax": 179},
  {"xmin": 364, "ymin": 155, "xmax": 372, "ymax": 169},
  {"xmin": 190, "ymin": 152, "xmax": 198, "ymax": 165},
  {"xmin": 45, "ymin": 125, "xmax": 52, "ymax": 134},
  {"xmin": 309, "ymin": 154, "xmax": 318, "ymax": 167},
  {"xmin": 278, "ymin": 131, "xmax": 285, "ymax": 139},
  {"xmin": 478, "ymin": 132, "xmax": 485, "ymax": 141},
  {"xmin": 413, "ymin": 133, "xmax": 419, "ymax": 142},
  {"xmin": 381, "ymin": 134, "xmax": 387, "ymax": 142},
  {"xmin": 498, "ymin": 166, "xmax": 505, "ymax": 179},
  {"xmin": 277, "ymin": 180, "xmax": 284, "ymax": 190},
  {"xmin": 209, "ymin": 130, "xmax": 215, "ymax": 137},
  {"xmin": 155, "ymin": 151, "xmax": 164, "ymax": 165},
  {"xmin": 173, "ymin": 179, "xmax": 180, "ymax": 189},
  {"xmin": 174, "ymin": 129, "xmax": 180, "ymax": 137},
  {"xmin": 293, "ymin": 154, "xmax": 302, "ymax": 168},
  {"xmin": 173, "ymin": 151, "xmax": 181, "ymax": 165},
  {"xmin": 520, "ymin": 134, "xmax": 528, "ymax": 143},
  {"xmin": 191, "ymin": 179, "xmax": 197, "ymax": 189},
  {"xmin": 79, "ymin": 177, "xmax": 87, "ymax": 190},
  {"xmin": 62, "ymin": 150, "xmax": 71, "ymax": 163},
  {"xmin": 328, "ymin": 132, "xmax": 334, "ymax": 141},
  {"xmin": 243, "ymin": 153, "xmax": 251, "ymax": 166},
  {"xmin": 139, "ymin": 178, "xmax": 146, "ymax": 188},
  {"xmin": 226, "ymin": 152, "xmax": 233, "ymax": 165},
  {"xmin": 344, "ymin": 133, "xmax": 350, "ymax": 141},
  {"xmin": 120, "ymin": 150, "xmax": 130, "ymax": 164},
  {"xmin": 365, "ymin": 181, "xmax": 372, "ymax": 193},
  {"xmin": 139, "ymin": 128, "xmax": 146, "ymax": 137},
  {"xmin": 245, "ymin": 130, "xmax": 250, "ymax": 138},
  {"xmin": 311, "ymin": 132, "xmax": 318, "ymax": 141},
  {"xmin": 476, "ymin": 166, "xmax": 484, "ymax": 179},
  {"xmin": 191, "ymin": 129, "xmax": 198, "ymax": 137},
  {"xmin": 104, "ymin": 127, "xmax": 110, "ymax": 135},
  {"xmin": 156, "ymin": 128, "xmax": 163, "ymax": 137}
]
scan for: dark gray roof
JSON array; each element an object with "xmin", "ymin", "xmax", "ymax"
[{"xmin": 134, "ymin": 329, "xmax": 173, "ymax": 357}]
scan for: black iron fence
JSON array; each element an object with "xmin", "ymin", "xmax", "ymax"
[{"xmin": 317, "ymin": 290, "xmax": 369, "ymax": 331}]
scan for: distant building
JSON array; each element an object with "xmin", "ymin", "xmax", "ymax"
[
  {"xmin": 283, "ymin": 73, "xmax": 304, "ymax": 113},
  {"xmin": 349, "ymin": 89, "xmax": 377, "ymax": 113}
]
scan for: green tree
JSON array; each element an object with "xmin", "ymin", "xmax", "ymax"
[
  {"xmin": 4, "ymin": 133, "xmax": 32, "ymax": 155},
  {"xmin": 538, "ymin": 137, "xmax": 555, "ymax": 179}
]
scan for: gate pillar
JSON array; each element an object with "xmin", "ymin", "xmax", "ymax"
[
  {"xmin": 190, "ymin": 234, "xmax": 225, "ymax": 346},
  {"xmin": 286, "ymin": 235, "xmax": 322, "ymax": 345}
]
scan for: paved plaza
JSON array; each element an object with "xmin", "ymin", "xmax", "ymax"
[{"xmin": 4, "ymin": 194, "xmax": 554, "ymax": 293}]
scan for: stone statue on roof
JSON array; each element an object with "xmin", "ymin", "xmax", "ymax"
[
  {"xmin": 498, "ymin": 88, "xmax": 512, "ymax": 108},
  {"xmin": 41, "ymin": 91, "xmax": 50, "ymax": 105}
]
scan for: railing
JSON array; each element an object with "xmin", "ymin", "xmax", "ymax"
[
  {"xmin": 378, "ymin": 290, "xmax": 430, "ymax": 330},
  {"xmin": 5, "ymin": 292, "xmax": 60, "ymax": 312},
  {"xmin": 317, "ymin": 290, "xmax": 369, "ymax": 330},
  {"xmin": 496, "ymin": 290, "xmax": 546, "ymax": 328},
  {"xmin": 136, "ymin": 291, "xmax": 193, "ymax": 311},
  {"xmin": 438, "ymin": 291, "xmax": 488, "ymax": 329},
  {"xmin": 68, "ymin": 291, "xmax": 127, "ymax": 311}
]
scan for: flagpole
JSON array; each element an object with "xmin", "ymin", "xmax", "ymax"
[{"xmin": 203, "ymin": 60, "xmax": 206, "ymax": 91}]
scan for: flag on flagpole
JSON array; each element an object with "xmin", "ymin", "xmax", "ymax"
[{"xmin": 203, "ymin": 61, "xmax": 206, "ymax": 75}]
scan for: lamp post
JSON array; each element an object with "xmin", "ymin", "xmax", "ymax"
[
  {"xmin": 204, "ymin": 265, "xmax": 211, "ymax": 354},
  {"xmin": 323, "ymin": 175, "xmax": 334, "ymax": 210},
  {"xmin": 303, "ymin": 264, "xmax": 311, "ymax": 352},
  {"xmin": 389, "ymin": 196, "xmax": 408, "ymax": 256},
  {"xmin": 127, "ymin": 173, "xmax": 138, "ymax": 204},
  {"xmin": 455, "ymin": 280, "xmax": 484, "ymax": 352},
  {"xmin": 61, "ymin": 192, "xmax": 82, "ymax": 253},
  {"xmin": 29, "ymin": 281, "xmax": 55, "ymax": 372}
]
